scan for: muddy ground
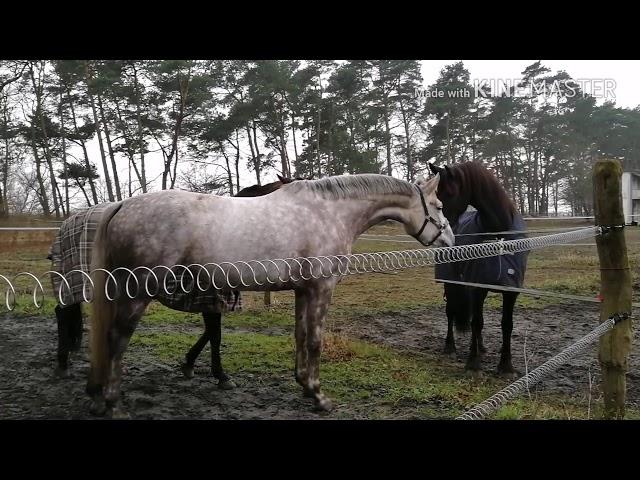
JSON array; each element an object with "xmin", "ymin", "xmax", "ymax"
[{"xmin": 1, "ymin": 303, "xmax": 638, "ymax": 419}]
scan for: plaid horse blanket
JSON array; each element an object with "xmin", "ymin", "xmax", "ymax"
[{"xmin": 49, "ymin": 203, "xmax": 242, "ymax": 314}]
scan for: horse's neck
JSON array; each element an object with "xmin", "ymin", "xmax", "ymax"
[
  {"xmin": 333, "ymin": 194, "xmax": 413, "ymax": 240},
  {"xmin": 468, "ymin": 188, "xmax": 511, "ymax": 232}
]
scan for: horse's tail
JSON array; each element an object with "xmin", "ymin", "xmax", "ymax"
[
  {"xmin": 87, "ymin": 202, "xmax": 123, "ymax": 395},
  {"xmin": 445, "ymin": 283, "xmax": 472, "ymax": 332}
]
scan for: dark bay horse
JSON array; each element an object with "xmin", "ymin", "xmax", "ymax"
[
  {"xmin": 87, "ymin": 173, "xmax": 454, "ymax": 417},
  {"xmin": 430, "ymin": 162, "xmax": 528, "ymax": 375},
  {"xmin": 50, "ymin": 176, "xmax": 295, "ymax": 389}
]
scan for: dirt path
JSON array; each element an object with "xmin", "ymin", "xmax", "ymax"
[
  {"xmin": 0, "ymin": 315, "xmax": 331, "ymax": 420},
  {"xmin": 1, "ymin": 303, "xmax": 638, "ymax": 419},
  {"xmin": 334, "ymin": 303, "xmax": 640, "ymax": 408}
]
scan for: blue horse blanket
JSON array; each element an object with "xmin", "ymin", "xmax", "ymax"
[{"xmin": 435, "ymin": 211, "xmax": 528, "ymax": 288}]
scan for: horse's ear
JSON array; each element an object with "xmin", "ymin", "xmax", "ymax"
[
  {"xmin": 428, "ymin": 163, "xmax": 441, "ymax": 176},
  {"xmin": 277, "ymin": 174, "xmax": 285, "ymax": 182},
  {"xmin": 425, "ymin": 173, "xmax": 440, "ymax": 193}
]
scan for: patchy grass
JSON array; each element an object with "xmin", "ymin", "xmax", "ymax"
[
  {"xmin": 4, "ymin": 218, "xmax": 640, "ymax": 419},
  {"xmin": 127, "ymin": 327, "xmax": 639, "ymax": 419}
]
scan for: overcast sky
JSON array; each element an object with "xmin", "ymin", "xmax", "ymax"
[
  {"xmin": 78, "ymin": 60, "xmax": 640, "ymax": 205},
  {"xmin": 420, "ymin": 60, "xmax": 640, "ymax": 109}
]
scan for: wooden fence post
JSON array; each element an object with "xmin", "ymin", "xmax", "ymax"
[
  {"xmin": 264, "ymin": 291, "xmax": 271, "ymax": 307},
  {"xmin": 593, "ymin": 158, "xmax": 633, "ymax": 419}
]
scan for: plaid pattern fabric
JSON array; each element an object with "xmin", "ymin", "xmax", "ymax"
[{"xmin": 49, "ymin": 203, "xmax": 242, "ymax": 314}]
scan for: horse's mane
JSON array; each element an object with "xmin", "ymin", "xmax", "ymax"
[
  {"xmin": 453, "ymin": 162, "xmax": 517, "ymax": 230},
  {"xmin": 288, "ymin": 174, "xmax": 415, "ymax": 200}
]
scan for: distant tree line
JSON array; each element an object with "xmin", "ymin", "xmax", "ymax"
[{"xmin": 1, "ymin": 60, "xmax": 638, "ymax": 218}]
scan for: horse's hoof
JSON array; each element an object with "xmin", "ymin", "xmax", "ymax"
[
  {"xmin": 181, "ymin": 364, "xmax": 195, "ymax": 379},
  {"xmin": 54, "ymin": 366, "xmax": 70, "ymax": 379},
  {"xmin": 109, "ymin": 408, "xmax": 131, "ymax": 420},
  {"xmin": 89, "ymin": 398, "xmax": 107, "ymax": 417},
  {"xmin": 498, "ymin": 370, "xmax": 519, "ymax": 380},
  {"xmin": 465, "ymin": 369, "xmax": 484, "ymax": 381},
  {"xmin": 465, "ymin": 358, "xmax": 482, "ymax": 372},
  {"xmin": 313, "ymin": 395, "xmax": 333, "ymax": 412},
  {"xmin": 218, "ymin": 379, "xmax": 236, "ymax": 390},
  {"xmin": 294, "ymin": 371, "xmax": 308, "ymax": 387},
  {"xmin": 497, "ymin": 363, "xmax": 519, "ymax": 379}
]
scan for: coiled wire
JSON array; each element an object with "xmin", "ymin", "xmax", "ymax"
[
  {"xmin": 0, "ymin": 226, "xmax": 600, "ymax": 311},
  {"xmin": 456, "ymin": 313, "xmax": 629, "ymax": 420}
]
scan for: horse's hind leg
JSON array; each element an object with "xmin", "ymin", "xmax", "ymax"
[
  {"xmin": 182, "ymin": 328, "xmax": 209, "ymax": 379},
  {"xmin": 465, "ymin": 288, "xmax": 488, "ymax": 372},
  {"xmin": 55, "ymin": 305, "xmax": 72, "ymax": 377},
  {"xmin": 294, "ymin": 289, "xmax": 309, "ymax": 390},
  {"xmin": 68, "ymin": 303, "xmax": 83, "ymax": 352},
  {"xmin": 497, "ymin": 292, "xmax": 518, "ymax": 376},
  {"xmin": 303, "ymin": 283, "xmax": 334, "ymax": 412},
  {"xmin": 205, "ymin": 312, "xmax": 235, "ymax": 390},
  {"xmin": 104, "ymin": 299, "xmax": 149, "ymax": 419}
]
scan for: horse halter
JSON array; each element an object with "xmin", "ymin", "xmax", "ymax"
[{"xmin": 413, "ymin": 185, "xmax": 449, "ymax": 246}]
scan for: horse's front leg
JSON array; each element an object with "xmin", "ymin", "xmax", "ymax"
[
  {"xmin": 303, "ymin": 283, "xmax": 334, "ymax": 412},
  {"xmin": 497, "ymin": 292, "xmax": 518, "ymax": 376},
  {"xmin": 294, "ymin": 289, "xmax": 309, "ymax": 390},
  {"xmin": 205, "ymin": 312, "xmax": 235, "ymax": 389},
  {"xmin": 466, "ymin": 288, "xmax": 488, "ymax": 372},
  {"xmin": 444, "ymin": 300, "xmax": 456, "ymax": 356}
]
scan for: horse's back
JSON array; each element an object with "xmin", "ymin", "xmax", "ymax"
[{"xmin": 104, "ymin": 188, "xmax": 341, "ymax": 266}]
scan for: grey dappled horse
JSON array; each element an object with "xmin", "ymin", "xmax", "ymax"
[
  {"xmin": 87, "ymin": 173, "xmax": 454, "ymax": 417},
  {"xmin": 51, "ymin": 177, "xmax": 295, "ymax": 390}
]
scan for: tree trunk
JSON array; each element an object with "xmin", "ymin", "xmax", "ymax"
[
  {"xmin": 234, "ymin": 129, "xmax": 241, "ymax": 192},
  {"xmin": 76, "ymin": 179, "xmax": 91, "ymax": 206},
  {"xmin": 84, "ymin": 61, "xmax": 114, "ymax": 202},
  {"xmin": 399, "ymin": 99, "xmax": 413, "ymax": 181},
  {"xmin": 114, "ymin": 99, "xmax": 143, "ymax": 194},
  {"xmin": 97, "ymin": 92, "xmax": 122, "ymax": 200},
  {"xmin": 445, "ymin": 114, "xmax": 453, "ymax": 164},
  {"xmin": 220, "ymin": 140, "xmax": 234, "ymax": 196},
  {"xmin": 58, "ymin": 92, "xmax": 70, "ymax": 215},
  {"xmin": 67, "ymin": 88, "xmax": 98, "ymax": 204},
  {"xmin": 28, "ymin": 121, "xmax": 49, "ymax": 215},
  {"xmin": 29, "ymin": 63, "xmax": 60, "ymax": 217},
  {"xmin": 291, "ymin": 116, "xmax": 298, "ymax": 171},
  {"xmin": 132, "ymin": 63, "xmax": 147, "ymax": 193},
  {"xmin": 164, "ymin": 68, "xmax": 191, "ymax": 190},
  {"xmin": 1, "ymin": 96, "xmax": 10, "ymax": 217},
  {"xmin": 252, "ymin": 121, "xmax": 262, "ymax": 185},
  {"xmin": 245, "ymin": 123, "xmax": 258, "ymax": 186},
  {"xmin": 316, "ymin": 76, "xmax": 322, "ymax": 178},
  {"xmin": 384, "ymin": 111, "xmax": 392, "ymax": 176}
]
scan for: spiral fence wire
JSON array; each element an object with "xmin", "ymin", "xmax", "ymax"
[
  {"xmin": 0, "ymin": 223, "xmax": 634, "ymax": 419},
  {"xmin": 0, "ymin": 226, "xmax": 601, "ymax": 311},
  {"xmin": 456, "ymin": 313, "xmax": 630, "ymax": 420}
]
